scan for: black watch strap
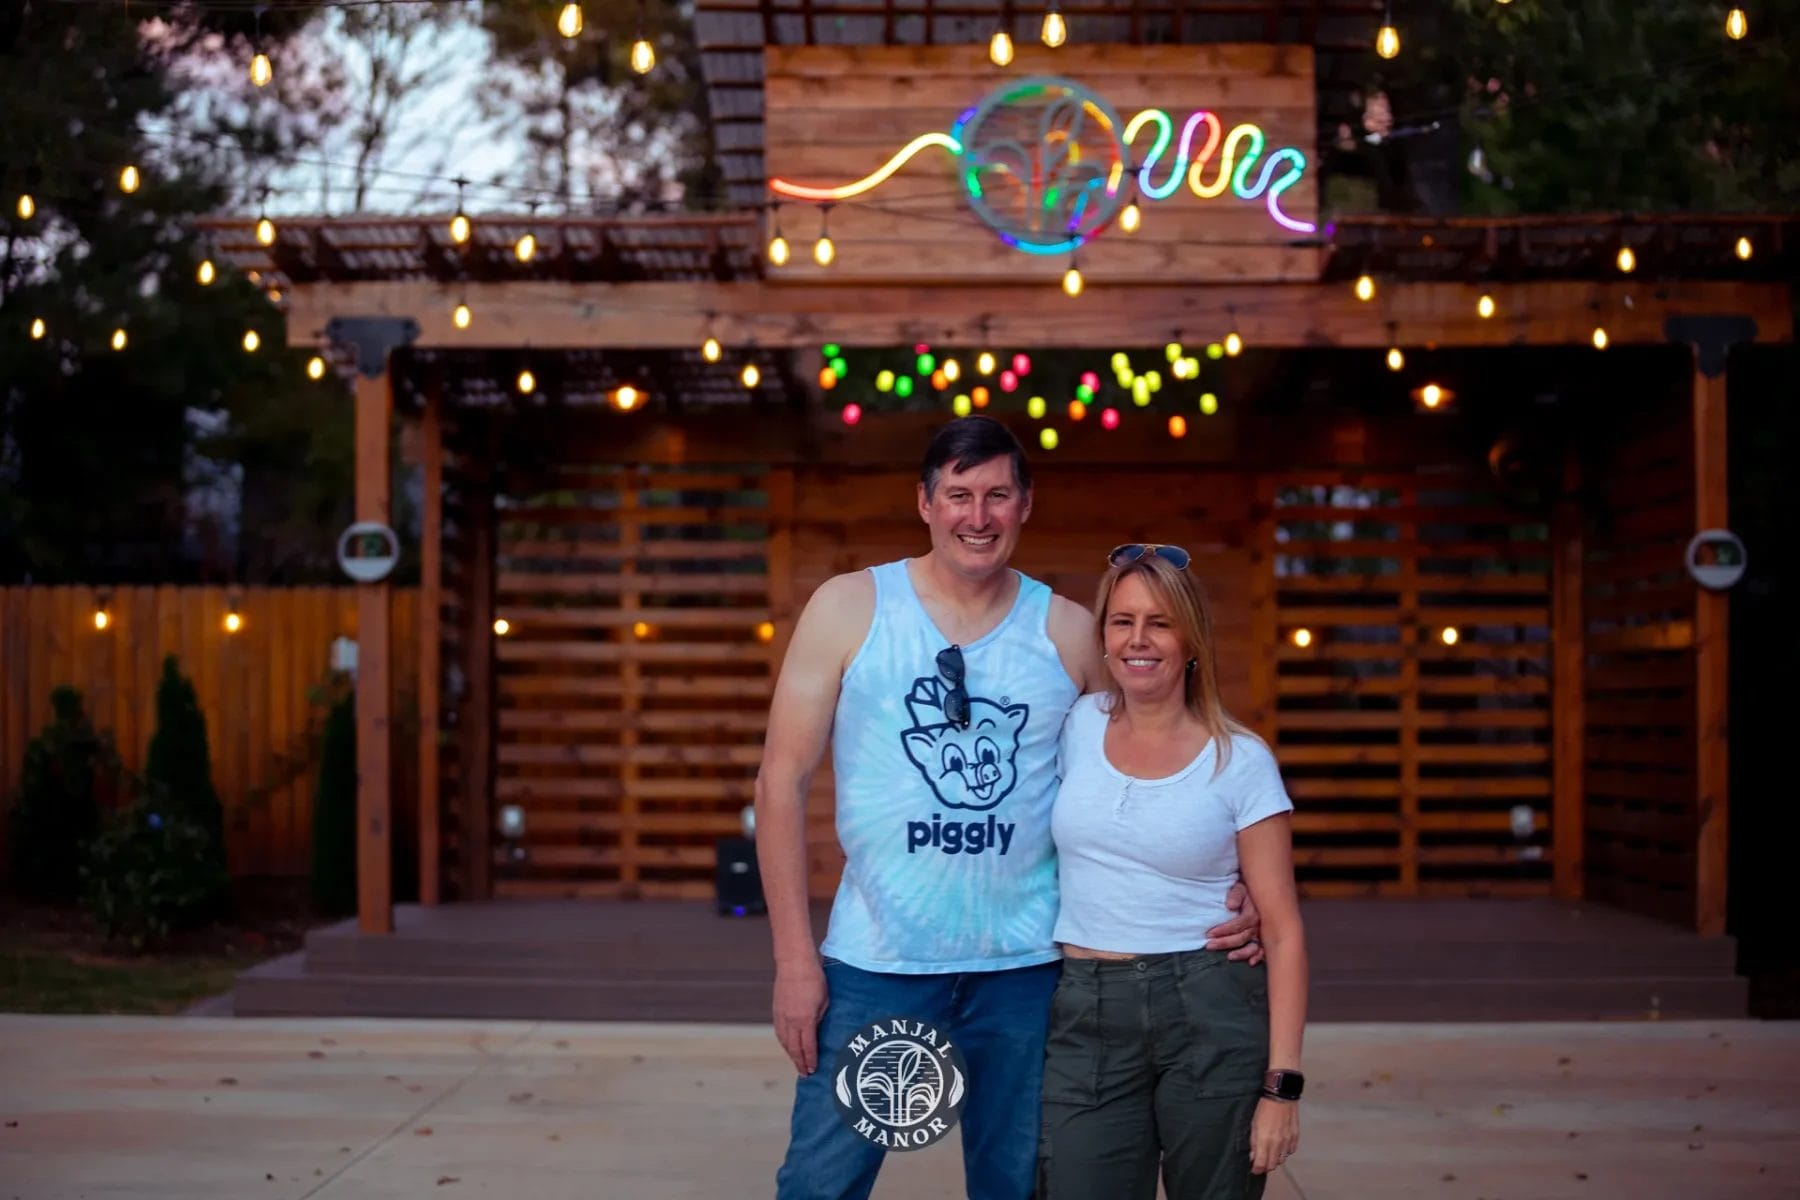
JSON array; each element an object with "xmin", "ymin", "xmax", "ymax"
[{"xmin": 1262, "ymin": 1069, "xmax": 1305, "ymax": 1101}]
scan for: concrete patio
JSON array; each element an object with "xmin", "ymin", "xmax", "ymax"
[{"xmin": 1, "ymin": 1015, "xmax": 1795, "ymax": 1199}]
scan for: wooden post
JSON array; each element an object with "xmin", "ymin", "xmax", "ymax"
[
  {"xmin": 417, "ymin": 384, "xmax": 443, "ymax": 905},
  {"xmin": 1550, "ymin": 453, "xmax": 1585, "ymax": 900},
  {"xmin": 1692, "ymin": 354, "xmax": 1730, "ymax": 936},
  {"xmin": 354, "ymin": 369, "xmax": 394, "ymax": 935}
]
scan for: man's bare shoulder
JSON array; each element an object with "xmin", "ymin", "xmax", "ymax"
[
  {"xmin": 793, "ymin": 569, "xmax": 877, "ymax": 664},
  {"xmin": 1045, "ymin": 591, "xmax": 1101, "ymax": 691}
]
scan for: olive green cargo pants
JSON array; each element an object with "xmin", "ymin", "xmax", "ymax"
[{"xmin": 1038, "ymin": 950, "xmax": 1270, "ymax": 1200}]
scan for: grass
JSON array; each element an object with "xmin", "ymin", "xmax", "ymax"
[{"xmin": 0, "ymin": 944, "xmax": 261, "ymax": 1015}]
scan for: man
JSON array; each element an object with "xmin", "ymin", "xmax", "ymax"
[{"xmin": 755, "ymin": 415, "xmax": 1260, "ymax": 1200}]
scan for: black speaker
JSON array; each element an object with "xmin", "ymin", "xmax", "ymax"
[{"xmin": 715, "ymin": 837, "xmax": 765, "ymax": 916}]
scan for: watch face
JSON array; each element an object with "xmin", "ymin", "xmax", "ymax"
[{"xmin": 1266, "ymin": 1070, "xmax": 1304, "ymax": 1100}]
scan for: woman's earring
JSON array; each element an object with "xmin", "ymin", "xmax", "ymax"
[{"xmin": 1186, "ymin": 657, "xmax": 1198, "ymax": 673}]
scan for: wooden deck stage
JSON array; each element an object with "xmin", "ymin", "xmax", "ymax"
[{"xmin": 233, "ymin": 898, "xmax": 1747, "ymax": 1023}]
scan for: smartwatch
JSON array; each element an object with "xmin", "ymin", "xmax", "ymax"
[{"xmin": 1262, "ymin": 1069, "xmax": 1305, "ymax": 1102}]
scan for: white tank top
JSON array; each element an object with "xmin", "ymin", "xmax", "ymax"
[{"xmin": 820, "ymin": 559, "xmax": 1078, "ymax": 973}]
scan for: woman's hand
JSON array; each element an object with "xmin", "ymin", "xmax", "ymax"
[{"xmin": 1248, "ymin": 1096, "xmax": 1299, "ymax": 1175}]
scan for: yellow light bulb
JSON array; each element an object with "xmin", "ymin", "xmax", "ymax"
[
  {"xmin": 702, "ymin": 336, "xmax": 722, "ymax": 363},
  {"xmin": 306, "ymin": 355, "xmax": 326, "ymax": 380},
  {"xmin": 1292, "ymin": 628, "xmax": 1313, "ymax": 649},
  {"xmin": 768, "ymin": 234, "xmax": 790, "ymax": 266},
  {"xmin": 515, "ymin": 232, "xmax": 536, "ymax": 262},
  {"xmin": 1376, "ymin": 24, "xmax": 1400, "ymax": 59},
  {"xmin": 1120, "ymin": 202, "xmax": 1141, "ymax": 234},
  {"xmin": 1477, "ymin": 294, "xmax": 1496, "ymax": 319},
  {"xmin": 952, "ymin": 394, "xmax": 973, "ymax": 417},
  {"xmin": 943, "ymin": 358, "xmax": 961, "ymax": 383},
  {"xmin": 1062, "ymin": 266, "xmax": 1084, "ymax": 297},
  {"xmin": 633, "ymin": 621, "xmax": 652, "ymax": 639},
  {"xmin": 256, "ymin": 216, "xmax": 275, "ymax": 246},
  {"xmin": 1027, "ymin": 395, "xmax": 1047, "ymax": 419},
  {"xmin": 224, "ymin": 611, "xmax": 243, "ymax": 634},
  {"xmin": 29, "ymin": 317, "xmax": 46, "ymax": 340},
  {"xmin": 94, "ymin": 610, "xmax": 110, "ymax": 631},
  {"xmin": 1224, "ymin": 331, "xmax": 1243, "ymax": 357},
  {"xmin": 814, "ymin": 235, "xmax": 835, "ymax": 266},
  {"xmin": 613, "ymin": 385, "xmax": 642, "ymax": 411},
  {"xmin": 1040, "ymin": 427, "xmax": 1060, "ymax": 450},
  {"xmin": 17, "ymin": 194, "xmax": 34, "ymax": 220},
  {"xmin": 119, "ymin": 165, "xmax": 140, "ymax": 194},
  {"xmin": 110, "ymin": 328, "xmax": 127, "ymax": 351},
  {"xmin": 1386, "ymin": 346, "xmax": 1405, "ymax": 371},
  {"xmin": 1420, "ymin": 383, "xmax": 1444, "ymax": 409},
  {"xmin": 1168, "ymin": 415, "xmax": 1187, "ymax": 439},
  {"xmin": 449, "ymin": 212, "xmax": 471, "ymax": 244},
  {"xmin": 989, "ymin": 30, "xmax": 1014, "ymax": 67},
  {"xmin": 977, "ymin": 351, "xmax": 997, "ymax": 375},
  {"xmin": 493, "ymin": 618, "xmax": 511, "ymax": 636},
  {"xmin": 1354, "ymin": 274, "xmax": 1375, "ymax": 302},
  {"xmin": 517, "ymin": 368, "xmax": 537, "ymax": 394},
  {"xmin": 1041, "ymin": 10, "xmax": 1067, "ymax": 47},
  {"xmin": 557, "ymin": 2, "xmax": 584, "ymax": 38},
  {"xmin": 1726, "ymin": 7, "xmax": 1748, "ymax": 39},
  {"xmin": 630, "ymin": 38, "xmax": 656, "ymax": 75},
  {"xmin": 756, "ymin": 621, "xmax": 776, "ymax": 644},
  {"xmin": 197, "ymin": 259, "xmax": 216, "ymax": 285},
  {"xmin": 242, "ymin": 330, "xmax": 261, "ymax": 353},
  {"xmin": 742, "ymin": 362, "xmax": 761, "ymax": 389},
  {"xmin": 250, "ymin": 52, "xmax": 272, "ymax": 88},
  {"xmin": 1616, "ymin": 245, "xmax": 1635, "ymax": 273},
  {"xmin": 1591, "ymin": 326, "xmax": 1609, "ymax": 350},
  {"xmin": 453, "ymin": 302, "xmax": 472, "ymax": 329},
  {"xmin": 1735, "ymin": 236, "xmax": 1753, "ymax": 261},
  {"xmin": 1441, "ymin": 626, "xmax": 1461, "ymax": 646},
  {"xmin": 1199, "ymin": 392, "xmax": 1219, "ymax": 415}
]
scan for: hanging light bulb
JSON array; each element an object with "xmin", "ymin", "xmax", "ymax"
[
  {"xmin": 515, "ymin": 231, "xmax": 536, "ymax": 262},
  {"xmin": 1591, "ymin": 326, "xmax": 1609, "ymax": 350},
  {"xmin": 517, "ymin": 368, "xmax": 537, "ymax": 394},
  {"xmin": 1726, "ymin": 7, "xmax": 1748, "ymax": 39},
  {"xmin": 453, "ymin": 301, "xmax": 472, "ymax": 329},
  {"xmin": 242, "ymin": 330, "xmax": 261, "ymax": 353},
  {"xmin": 119, "ymin": 164, "xmax": 141, "ymax": 194},
  {"xmin": 1418, "ymin": 383, "xmax": 1446, "ymax": 410},
  {"xmin": 449, "ymin": 211, "xmax": 471, "ymax": 245},
  {"xmin": 1735, "ymin": 235, "xmax": 1754, "ymax": 261},
  {"xmin": 978, "ymin": 351, "xmax": 997, "ymax": 376},
  {"xmin": 197, "ymin": 259, "xmax": 216, "ymax": 285},
  {"xmin": 557, "ymin": 2, "xmax": 584, "ymax": 39},
  {"xmin": 306, "ymin": 355, "xmax": 326, "ymax": 380},
  {"xmin": 1616, "ymin": 245, "xmax": 1636, "ymax": 274},
  {"xmin": 630, "ymin": 37, "xmax": 657, "ymax": 75},
  {"xmin": 1386, "ymin": 346, "xmax": 1405, "ymax": 371},
  {"xmin": 256, "ymin": 215, "xmax": 276, "ymax": 246},
  {"xmin": 1120, "ymin": 202, "xmax": 1142, "ymax": 234},
  {"xmin": 741, "ymin": 361, "xmax": 761, "ymax": 389},
  {"xmin": 110, "ymin": 328, "xmax": 128, "ymax": 351},
  {"xmin": 1168, "ymin": 415, "xmax": 1188, "ymax": 439},
  {"xmin": 1041, "ymin": 4, "xmax": 1067, "ymax": 47},
  {"xmin": 1375, "ymin": 1, "xmax": 1400, "ymax": 59},
  {"xmin": 29, "ymin": 317, "xmax": 46, "ymax": 340},
  {"xmin": 814, "ymin": 233, "xmax": 835, "ymax": 266},
  {"xmin": 1354, "ymin": 274, "xmax": 1376, "ymax": 301},
  {"xmin": 94, "ymin": 607, "xmax": 111, "ymax": 631},
  {"xmin": 989, "ymin": 29, "xmax": 1015, "ymax": 67},
  {"xmin": 16, "ymin": 194, "xmax": 34, "ymax": 220},
  {"xmin": 1224, "ymin": 331, "xmax": 1243, "ymax": 357},
  {"xmin": 250, "ymin": 51, "xmax": 273, "ymax": 88},
  {"xmin": 702, "ymin": 336, "xmax": 722, "ymax": 363},
  {"xmin": 612, "ymin": 384, "xmax": 642, "ymax": 412},
  {"xmin": 768, "ymin": 232, "xmax": 791, "ymax": 266},
  {"xmin": 224, "ymin": 609, "xmax": 244, "ymax": 634},
  {"xmin": 1477, "ymin": 293, "xmax": 1497, "ymax": 319},
  {"xmin": 1062, "ymin": 264, "xmax": 1084, "ymax": 297}
]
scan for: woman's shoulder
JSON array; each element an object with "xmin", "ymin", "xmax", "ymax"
[{"xmin": 1217, "ymin": 727, "xmax": 1280, "ymax": 774}]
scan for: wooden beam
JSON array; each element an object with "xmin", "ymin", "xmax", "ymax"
[
  {"xmin": 1550, "ymin": 450, "xmax": 1585, "ymax": 900},
  {"xmin": 417, "ymin": 385, "xmax": 443, "ymax": 905},
  {"xmin": 283, "ymin": 280, "xmax": 1794, "ymax": 352},
  {"xmin": 354, "ymin": 370, "xmax": 394, "ymax": 935},
  {"xmin": 1692, "ymin": 354, "xmax": 1730, "ymax": 936}
]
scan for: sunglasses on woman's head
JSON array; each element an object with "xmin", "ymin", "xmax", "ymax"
[
  {"xmin": 1108, "ymin": 543, "xmax": 1192, "ymax": 570},
  {"xmin": 936, "ymin": 645, "xmax": 971, "ymax": 729}
]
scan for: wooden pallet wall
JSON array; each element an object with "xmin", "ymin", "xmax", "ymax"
[
  {"xmin": 487, "ymin": 464, "xmax": 775, "ymax": 899},
  {"xmin": 1261, "ymin": 472, "xmax": 1557, "ymax": 896},
  {"xmin": 1581, "ymin": 409, "xmax": 1700, "ymax": 925}
]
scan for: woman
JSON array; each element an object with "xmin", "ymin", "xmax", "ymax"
[{"xmin": 1038, "ymin": 542, "xmax": 1307, "ymax": 1199}]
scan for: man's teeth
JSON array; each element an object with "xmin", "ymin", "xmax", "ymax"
[{"xmin": 960, "ymin": 535, "xmax": 996, "ymax": 545}]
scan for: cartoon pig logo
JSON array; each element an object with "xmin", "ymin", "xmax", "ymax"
[{"xmin": 898, "ymin": 678, "xmax": 1030, "ymax": 812}]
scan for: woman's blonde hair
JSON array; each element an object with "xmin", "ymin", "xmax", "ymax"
[{"xmin": 1094, "ymin": 552, "xmax": 1252, "ymax": 773}]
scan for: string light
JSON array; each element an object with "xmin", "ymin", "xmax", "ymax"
[
  {"xmin": 29, "ymin": 318, "xmax": 46, "ymax": 340},
  {"xmin": 306, "ymin": 355, "xmax": 326, "ymax": 380},
  {"xmin": 515, "ymin": 231, "xmax": 536, "ymax": 262},
  {"xmin": 16, "ymin": 194, "xmax": 34, "ymax": 220},
  {"xmin": 1040, "ymin": 428, "xmax": 1060, "ymax": 450},
  {"xmin": 1441, "ymin": 626, "xmax": 1461, "ymax": 646},
  {"xmin": 493, "ymin": 618, "xmax": 511, "ymax": 636},
  {"xmin": 94, "ymin": 607, "xmax": 110, "ymax": 632},
  {"xmin": 1354, "ymin": 274, "xmax": 1376, "ymax": 302},
  {"xmin": 1417, "ymin": 382, "xmax": 1448, "ymax": 409},
  {"xmin": 1224, "ymin": 331, "xmax": 1243, "ymax": 357},
  {"xmin": 841, "ymin": 402, "xmax": 863, "ymax": 426},
  {"xmin": 110, "ymin": 328, "xmax": 127, "ymax": 351},
  {"xmin": 1199, "ymin": 392, "xmax": 1219, "ymax": 415},
  {"xmin": 197, "ymin": 259, "xmax": 216, "ymax": 285},
  {"xmin": 449, "ymin": 211, "xmax": 471, "ymax": 245},
  {"xmin": 611, "ymin": 384, "xmax": 642, "ymax": 412},
  {"xmin": 953, "ymin": 394, "xmax": 973, "ymax": 417},
  {"xmin": 1041, "ymin": 2, "xmax": 1067, "ymax": 47},
  {"xmin": 1735, "ymin": 235, "xmax": 1753, "ymax": 261},
  {"xmin": 1375, "ymin": 0, "xmax": 1400, "ymax": 58},
  {"xmin": 1616, "ymin": 245, "xmax": 1636, "ymax": 273},
  {"xmin": 242, "ymin": 330, "xmax": 261, "ymax": 353},
  {"xmin": 702, "ymin": 335, "xmax": 722, "ymax": 363},
  {"xmin": 1387, "ymin": 345, "xmax": 1405, "ymax": 371},
  {"xmin": 943, "ymin": 357, "xmax": 962, "ymax": 383},
  {"xmin": 256, "ymin": 215, "xmax": 276, "ymax": 246},
  {"xmin": 813, "ymin": 205, "xmax": 835, "ymax": 266},
  {"xmin": 1591, "ymin": 325, "xmax": 1609, "ymax": 350},
  {"xmin": 1477, "ymin": 293, "xmax": 1497, "ymax": 319},
  {"xmin": 756, "ymin": 621, "xmax": 776, "ymax": 643},
  {"xmin": 1291, "ymin": 628, "xmax": 1313, "ymax": 649},
  {"xmin": 557, "ymin": 2, "xmax": 584, "ymax": 39},
  {"xmin": 1062, "ymin": 261, "xmax": 1084, "ymax": 297},
  {"xmin": 1167, "ymin": 415, "xmax": 1187, "ymax": 439},
  {"xmin": 250, "ymin": 51, "xmax": 273, "ymax": 88},
  {"xmin": 819, "ymin": 366, "xmax": 838, "ymax": 390},
  {"xmin": 1726, "ymin": 7, "xmax": 1748, "ymax": 39},
  {"xmin": 990, "ymin": 28, "xmax": 1015, "ymax": 67},
  {"xmin": 1120, "ymin": 202, "xmax": 1141, "ymax": 233},
  {"xmin": 517, "ymin": 367, "xmax": 537, "ymax": 393},
  {"xmin": 119, "ymin": 165, "xmax": 140, "ymax": 194},
  {"xmin": 453, "ymin": 300, "xmax": 472, "ymax": 329},
  {"xmin": 224, "ymin": 609, "xmax": 244, "ymax": 634},
  {"xmin": 741, "ymin": 361, "xmax": 761, "ymax": 389},
  {"xmin": 631, "ymin": 37, "xmax": 657, "ymax": 74}
]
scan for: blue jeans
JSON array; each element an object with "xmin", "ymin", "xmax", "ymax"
[{"xmin": 775, "ymin": 958, "xmax": 1060, "ymax": 1200}]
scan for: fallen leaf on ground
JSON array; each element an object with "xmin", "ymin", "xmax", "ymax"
[
  {"xmin": 415, "ymin": 1127, "xmax": 433, "ymax": 1137},
  {"xmin": 437, "ymin": 1176, "xmax": 460, "ymax": 1186}
]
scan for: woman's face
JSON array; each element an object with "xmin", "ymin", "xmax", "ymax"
[{"xmin": 1104, "ymin": 572, "xmax": 1188, "ymax": 705}]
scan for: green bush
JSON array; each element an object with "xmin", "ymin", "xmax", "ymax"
[
  {"xmin": 310, "ymin": 692, "xmax": 357, "ymax": 917},
  {"xmin": 6, "ymin": 687, "xmax": 120, "ymax": 902},
  {"xmin": 80, "ymin": 794, "xmax": 231, "ymax": 948},
  {"xmin": 142, "ymin": 656, "xmax": 227, "ymax": 874}
]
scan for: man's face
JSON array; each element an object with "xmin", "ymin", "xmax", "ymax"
[{"xmin": 917, "ymin": 455, "xmax": 1032, "ymax": 578}]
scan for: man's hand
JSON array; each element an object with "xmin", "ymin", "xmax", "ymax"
[
  {"xmin": 1205, "ymin": 881, "xmax": 1265, "ymax": 966},
  {"xmin": 772, "ymin": 958, "xmax": 829, "ymax": 1074}
]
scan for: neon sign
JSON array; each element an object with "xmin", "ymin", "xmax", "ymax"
[{"xmin": 769, "ymin": 76, "xmax": 1315, "ymax": 255}]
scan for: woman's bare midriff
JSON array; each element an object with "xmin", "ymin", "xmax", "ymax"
[{"xmin": 1059, "ymin": 943, "xmax": 1140, "ymax": 961}]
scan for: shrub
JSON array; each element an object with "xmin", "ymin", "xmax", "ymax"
[
  {"xmin": 310, "ymin": 692, "xmax": 357, "ymax": 917},
  {"xmin": 142, "ymin": 656, "xmax": 226, "ymax": 871},
  {"xmin": 80, "ymin": 794, "xmax": 231, "ymax": 948},
  {"xmin": 6, "ymin": 687, "xmax": 120, "ymax": 902}
]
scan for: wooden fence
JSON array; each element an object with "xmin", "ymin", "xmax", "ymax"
[{"xmin": 0, "ymin": 586, "xmax": 418, "ymax": 880}]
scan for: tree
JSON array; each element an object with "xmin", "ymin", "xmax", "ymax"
[
  {"xmin": 143, "ymin": 656, "xmax": 226, "ymax": 874},
  {"xmin": 5, "ymin": 688, "xmax": 120, "ymax": 903}
]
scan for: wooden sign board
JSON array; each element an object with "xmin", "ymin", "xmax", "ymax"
[{"xmin": 764, "ymin": 44, "xmax": 1321, "ymax": 285}]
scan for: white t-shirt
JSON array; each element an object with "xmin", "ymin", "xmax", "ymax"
[{"xmin": 1051, "ymin": 692, "xmax": 1294, "ymax": 953}]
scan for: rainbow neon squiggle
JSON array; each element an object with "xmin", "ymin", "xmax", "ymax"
[{"xmin": 769, "ymin": 76, "xmax": 1316, "ymax": 250}]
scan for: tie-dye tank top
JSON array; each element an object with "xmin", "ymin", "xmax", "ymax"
[{"xmin": 819, "ymin": 559, "xmax": 1078, "ymax": 973}]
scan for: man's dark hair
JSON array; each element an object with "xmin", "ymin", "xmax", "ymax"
[{"xmin": 920, "ymin": 416, "xmax": 1032, "ymax": 497}]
